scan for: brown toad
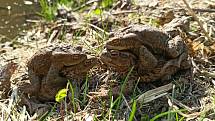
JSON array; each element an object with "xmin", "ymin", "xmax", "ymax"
[
  {"xmin": 103, "ymin": 24, "xmax": 190, "ymax": 82},
  {"xmin": 18, "ymin": 55, "xmax": 98, "ymax": 114},
  {"xmin": 19, "ymin": 44, "xmax": 88, "ymax": 101},
  {"xmin": 106, "ymin": 24, "xmax": 185, "ymax": 59}
]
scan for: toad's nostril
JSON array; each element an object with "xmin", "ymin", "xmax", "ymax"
[{"xmin": 85, "ymin": 60, "xmax": 91, "ymax": 64}]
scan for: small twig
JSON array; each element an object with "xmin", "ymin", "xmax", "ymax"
[
  {"xmin": 111, "ymin": 10, "xmax": 138, "ymax": 15},
  {"xmin": 172, "ymin": 105, "xmax": 200, "ymax": 118},
  {"xmin": 26, "ymin": 19, "xmax": 41, "ymax": 23},
  {"xmin": 192, "ymin": 8, "xmax": 215, "ymax": 13},
  {"xmin": 0, "ymin": 34, "xmax": 12, "ymax": 42},
  {"xmin": 86, "ymin": 23, "xmax": 110, "ymax": 36},
  {"xmin": 47, "ymin": 30, "xmax": 59, "ymax": 44},
  {"xmin": 73, "ymin": 0, "xmax": 100, "ymax": 11},
  {"xmin": 200, "ymin": 70, "xmax": 215, "ymax": 78},
  {"xmin": 167, "ymin": 95, "xmax": 195, "ymax": 112},
  {"xmin": 181, "ymin": 0, "xmax": 212, "ymax": 42},
  {"xmin": 167, "ymin": 95, "xmax": 200, "ymax": 119}
]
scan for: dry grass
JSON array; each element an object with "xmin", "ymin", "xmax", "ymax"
[{"xmin": 0, "ymin": 0, "xmax": 215, "ymax": 120}]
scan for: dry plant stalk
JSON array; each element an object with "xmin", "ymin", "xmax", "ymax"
[
  {"xmin": 136, "ymin": 83, "xmax": 173, "ymax": 104},
  {"xmin": 181, "ymin": 0, "xmax": 212, "ymax": 42}
]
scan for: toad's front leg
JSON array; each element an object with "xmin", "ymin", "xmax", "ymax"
[
  {"xmin": 137, "ymin": 46, "xmax": 158, "ymax": 72},
  {"xmin": 45, "ymin": 63, "xmax": 67, "ymax": 86},
  {"xmin": 40, "ymin": 64, "xmax": 68, "ymax": 101}
]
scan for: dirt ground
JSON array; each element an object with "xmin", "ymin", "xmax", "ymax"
[{"xmin": 0, "ymin": 0, "xmax": 215, "ymax": 120}]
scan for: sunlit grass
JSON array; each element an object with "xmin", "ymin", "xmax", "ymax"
[
  {"xmin": 38, "ymin": 0, "xmax": 114, "ymax": 21},
  {"xmin": 1, "ymin": 0, "xmax": 213, "ymax": 120},
  {"xmin": 38, "ymin": 0, "xmax": 78, "ymax": 21},
  {"xmin": 81, "ymin": 75, "xmax": 89, "ymax": 107},
  {"xmin": 104, "ymin": 67, "xmax": 135, "ymax": 120},
  {"xmin": 150, "ymin": 110, "xmax": 185, "ymax": 121},
  {"xmin": 128, "ymin": 100, "xmax": 137, "ymax": 121},
  {"xmin": 68, "ymin": 80, "xmax": 77, "ymax": 113},
  {"xmin": 39, "ymin": 0, "xmax": 56, "ymax": 21}
]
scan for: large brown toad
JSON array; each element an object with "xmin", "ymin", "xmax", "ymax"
[
  {"xmin": 106, "ymin": 24, "xmax": 185, "ymax": 59},
  {"xmin": 102, "ymin": 22, "xmax": 190, "ymax": 83},
  {"xmin": 18, "ymin": 44, "xmax": 98, "ymax": 101}
]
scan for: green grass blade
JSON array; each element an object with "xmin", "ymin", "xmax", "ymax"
[
  {"xmin": 120, "ymin": 66, "xmax": 134, "ymax": 94},
  {"xmin": 68, "ymin": 80, "xmax": 77, "ymax": 113},
  {"xmin": 150, "ymin": 109, "xmax": 186, "ymax": 121},
  {"xmin": 82, "ymin": 75, "xmax": 89, "ymax": 105},
  {"xmin": 115, "ymin": 66, "xmax": 134, "ymax": 110},
  {"xmin": 128, "ymin": 100, "xmax": 137, "ymax": 121},
  {"xmin": 39, "ymin": 103, "xmax": 57, "ymax": 121},
  {"xmin": 179, "ymin": 117, "xmax": 185, "ymax": 121}
]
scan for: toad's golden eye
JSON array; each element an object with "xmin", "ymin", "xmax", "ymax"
[
  {"xmin": 110, "ymin": 52, "xmax": 119, "ymax": 57},
  {"xmin": 72, "ymin": 54, "xmax": 81, "ymax": 59}
]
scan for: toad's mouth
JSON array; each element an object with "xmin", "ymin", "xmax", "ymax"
[
  {"xmin": 105, "ymin": 42, "xmax": 134, "ymax": 50},
  {"xmin": 105, "ymin": 44, "xmax": 124, "ymax": 50}
]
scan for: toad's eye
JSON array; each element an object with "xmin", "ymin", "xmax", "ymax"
[
  {"xmin": 120, "ymin": 53, "xmax": 128, "ymax": 58},
  {"xmin": 72, "ymin": 54, "xmax": 80, "ymax": 59},
  {"xmin": 111, "ymin": 52, "xmax": 119, "ymax": 57}
]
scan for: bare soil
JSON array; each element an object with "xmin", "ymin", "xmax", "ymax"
[{"xmin": 0, "ymin": 0, "xmax": 215, "ymax": 120}]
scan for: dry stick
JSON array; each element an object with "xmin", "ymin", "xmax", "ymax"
[
  {"xmin": 170, "ymin": 98, "xmax": 214, "ymax": 119},
  {"xmin": 192, "ymin": 8, "xmax": 215, "ymax": 13},
  {"xmin": 86, "ymin": 23, "xmax": 109, "ymax": 36},
  {"xmin": 111, "ymin": 10, "xmax": 138, "ymax": 15},
  {"xmin": 168, "ymin": 96, "xmax": 194, "ymax": 112},
  {"xmin": 0, "ymin": 33, "xmax": 12, "ymax": 42},
  {"xmin": 73, "ymin": 0, "xmax": 99, "ymax": 11},
  {"xmin": 181, "ymin": 0, "xmax": 212, "ymax": 42}
]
